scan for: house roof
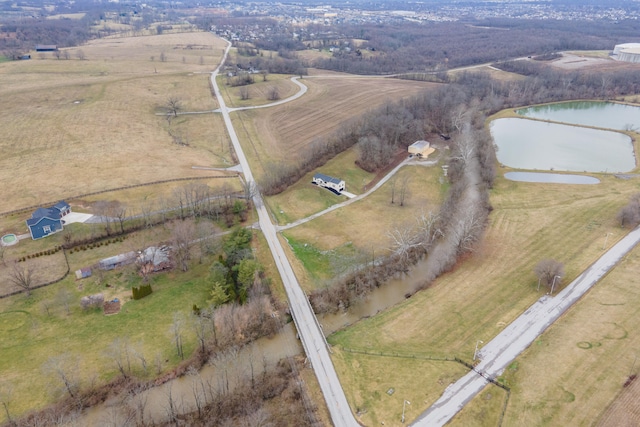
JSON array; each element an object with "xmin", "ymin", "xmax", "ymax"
[
  {"xmin": 26, "ymin": 213, "xmax": 60, "ymax": 227},
  {"xmin": 29, "ymin": 201, "xmax": 69, "ymax": 222},
  {"xmin": 99, "ymin": 252, "xmax": 136, "ymax": 267},
  {"xmin": 53, "ymin": 201, "xmax": 70, "ymax": 212},
  {"xmin": 31, "ymin": 207, "xmax": 59, "ymax": 219},
  {"xmin": 314, "ymin": 173, "xmax": 343, "ymax": 184},
  {"xmin": 409, "ymin": 140, "xmax": 430, "ymax": 150}
]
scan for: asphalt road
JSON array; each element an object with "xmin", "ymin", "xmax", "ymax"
[
  {"xmin": 211, "ymin": 39, "xmax": 360, "ymax": 427},
  {"xmin": 413, "ymin": 225, "xmax": 640, "ymax": 426}
]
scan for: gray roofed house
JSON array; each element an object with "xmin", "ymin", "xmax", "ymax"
[{"xmin": 312, "ymin": 173, "xmax": 346, "ymax": 194}]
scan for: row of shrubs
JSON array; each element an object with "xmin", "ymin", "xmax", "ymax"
[
  {"xmin": 67, "ymin": 236, "xmax": 126, "ymax": 253},
  {"xmin": 17, "ymin": 245, "xmax": 64, "ymax": 262}
]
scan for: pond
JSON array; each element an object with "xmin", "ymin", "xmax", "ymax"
[
  {"xmin": 490, "ymin": 118, "xmax": 635, "ymax": 173},
  {"xmin": 516, "ymin": 101, "xmax": 640, "ymax": 131},
  {"xmin": 504, "ymin": 172, "xmax": 600, "ymax": 184}
]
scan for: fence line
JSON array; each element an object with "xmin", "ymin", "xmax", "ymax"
[
  {"xmin": 0, "ymin": 174, "xmax": 239, "ymax": 218},
  {"xmin": 0, "ymin": 249, "xmax": 70, "ymax": 299},
  {"xmin": 340, "ymin": 346, "xmax": 512, "ymax": 425}
]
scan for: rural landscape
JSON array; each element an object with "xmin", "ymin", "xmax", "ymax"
[{"xmin": 2, "ymin": 0, "xmax": 640, "ymax": 426}]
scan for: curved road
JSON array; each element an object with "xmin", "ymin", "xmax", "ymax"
[{"xmin": 211, "ymin": 39, "xmax": 360, "ymax": 427}]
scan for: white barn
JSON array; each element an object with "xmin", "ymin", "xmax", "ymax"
[{"xmin": 312, "ymin": 173, "xmax": 345, "ymax": 194}]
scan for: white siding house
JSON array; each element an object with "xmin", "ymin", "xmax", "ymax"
[{"xmin": 312, "ymin": 173, "xmax": 345, "ymax": 194}]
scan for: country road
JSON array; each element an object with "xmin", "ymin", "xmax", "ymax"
[
  {"xmin": 211, "ymin": 39, "xmax": 360, "ymax": 427},
  {"xmin": 412, "ymin": 225, "xmax": 640, "ymax": 426}
]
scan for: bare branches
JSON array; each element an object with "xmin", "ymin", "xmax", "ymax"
[
  {"xmin": 42, "ymin": 354, "xmax": 81, "ymax": 399},
  {"xmin": 9, "ymin": 263, "xmax": 35, "ymax": 296},
  {"xmin": 166, "ymin": 96, "xmax": 182, "ymax": 118},
  {"xmin": 534, "ymin": 259, "xmax": 565, "ymax": 288}
]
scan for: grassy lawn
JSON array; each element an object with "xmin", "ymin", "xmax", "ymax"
[
  {"xmin": 281, "ymin": 162, "xmax": 446, "ymax": 290},
  {"xmin": 449, "ymin": 385, "xmax": 509, "ymax": 427},
  {"xmin": 0, "ymin": 260, "xmax": 208, "ymax": 421},
  {"xmin": 331, "ymin": 348, "xmax": 470, "ymax": 426},
  {"xmin": 217, "ymin": 72, "xmax": 300, "ymax": 109},
  {"xmin": 472, "ymin": 244, "xmax": 640, "ymax": 426},
  {"xmin": 265, "ymin": 147, "xmax": 375, "ymax": 225},
  {"xmin": 326, "ymin": 170, "xmax": 640, "ymax": 424},
  {"xmin": 0, "ymin": 214, "xmax": 283, "ymax": 422}
]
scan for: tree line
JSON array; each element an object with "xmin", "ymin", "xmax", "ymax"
[{"xmin": 308, "ymin": 60, "xmax": 640, "ymax": 313}]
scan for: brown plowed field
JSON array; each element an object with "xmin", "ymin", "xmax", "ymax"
[
  {"xmin": 598, "ymin": 376, "xmax": 640, "ymax": 426},
  {"xmin": 250, "ymin": 76, "xmax": 438, "ymax": 161}
]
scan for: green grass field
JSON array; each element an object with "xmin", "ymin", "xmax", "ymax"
[{"xmin": 328, "ymin": 168, "xmax": 640, "ymax": 425}]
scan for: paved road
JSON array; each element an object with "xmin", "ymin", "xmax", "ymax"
[
  {"xmin": 211, "ymin": 39, "xmax": 360, "ymax": 427},
  {"xmin": 413, "ymin": 225, "xmax": 640, "ymax": 426}
]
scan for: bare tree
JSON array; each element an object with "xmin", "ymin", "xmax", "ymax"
[
  {"xmin": 160, "ymin": 51, "xmax": 167, "ymax": 62},
  {"xmin": 171, "ymin": 312, "xmax": 185, "ymax": 360},
  {"xmin": 387, "ymin": 225, "xmax": 421, "ymax": 261},
  {"xmin": 0, "ymin": 380, "xmax": 14, "ymax": 426},
  {"xmin": 9, "ymin": 263, "xmax": 35, "ymax": 296},
  {"xmin": 617, "ymin": 193, "xmax": 640, "ymax": 228},
  {"xmin": 166, "ymin": 97, "xmax": 182, "ymax": 117},
  {"xmin": 43, "ymin": 354, "xmax": 81, "ymax": 399},
  {"xmin": 171, "ymin": 219, "xmax": 196, "ymax": 272},
  {"xmin": 399, "ymin": 175, "xmax": 410, "ymax": 207},
  {"xmin": 389, "ymin": 176, "xmax": 397, "ymax": 204},
  {"xmin": 75, "ymin": 49, "xmax": 85, "ymax": 60},
  {"xmin": 267, "ymin": 86, "xmax": 280, "ymax": 101},
  {"xmin": 113, "ymin": 203, "xmax": 128, "ymax": 234},
  {"xmin": 105, "ymin": 337, "xmax": 132, "ymax": 378},
  {"xmin": 239, "ymin": 86, "xmax": 250, "ymax": 100},
  {"xmin": 56, "ymin": 288, "xmax": 73, "ymax": 315},
  {"xmin": 451, "ymin": 204, "xmax": 486, "ymax": 255},
  {"xmin": 534, "ymin": 259, "xmax": 564, "ymax": 289}
]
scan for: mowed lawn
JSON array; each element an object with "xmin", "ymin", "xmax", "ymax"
[
  {"xmin": 328, "ymin": 171, "xmax": 640, "ymax": 425},
  {"xmin": 280, "ymin": 161, "xmax": 446, "ymax": 290},
  {"xmin": 0, "ymin": 32, "xmax": 229, "ymax": 211}
]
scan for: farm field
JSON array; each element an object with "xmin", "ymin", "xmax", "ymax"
[
  {"xmin": 232, "ymin": 75, "xmax": 438, "ymax": 179},
  {"xmin": 217, "ymin": 73, "xmax": 300, "ymax": 109},
  {"xmin": 0, "ymin": 32, "xmax": 229, "ymax": 211},
  {"xmin": 327, "ymin": 170, "xmax": 640, "ymax": 425},
  {"xmin": 479, "ymin": 242, "xmax": 640, "ymax": 427}
]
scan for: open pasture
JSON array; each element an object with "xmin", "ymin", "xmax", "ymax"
[
  {"xmin": 328, "ymin": 171, "xmax": 640, "ymax": 424},
  {"xmin": 0, "ymin": 32, "xmax": 229, "ymax": 211}
]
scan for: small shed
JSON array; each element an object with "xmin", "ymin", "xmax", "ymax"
[
  {"xmin": 312, "ymin": 173, "xmax": 345, "ymax": 194},
  {"xmin": 408, "ymin": 140, "xmax": 435, "ymax": 158},
  {"xmin": 75, "ymin": 267, "xmax": 92, "ymax": 280}
]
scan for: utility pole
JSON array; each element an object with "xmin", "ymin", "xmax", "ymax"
[
  {"xmin": 550, "ymin": 275, "xmax": 561, "ymax": 296},
  {"xmin": 473, "ymin": 340, "xmax": 484, "ymax": 361}
]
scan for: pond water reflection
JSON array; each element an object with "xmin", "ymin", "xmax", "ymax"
[
  {"xmin": 516, "ymin": 101, "xmax": 640, "ymax": 131},
  {"xmin": 491, "ymin": 118, "xmax": 635, "ymax": 173}
]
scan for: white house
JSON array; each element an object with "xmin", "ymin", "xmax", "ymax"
[{"xmin": 312, "ymin": 173, "xmax": 345, "ymax": 194}]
